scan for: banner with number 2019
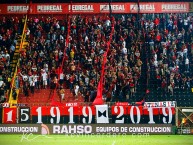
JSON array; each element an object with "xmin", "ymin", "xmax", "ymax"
[{"xmin": 2, "ymin": 105, "xmax": 175, "ymax": 125}]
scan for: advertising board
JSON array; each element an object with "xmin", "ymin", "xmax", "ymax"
[
  {"xmin": 0, "ymin": 2, "xmax": 190, "ymax": 14},
  {"xmin": 0, "ymin": 124, "xmax": 172, "ymax": 135}
]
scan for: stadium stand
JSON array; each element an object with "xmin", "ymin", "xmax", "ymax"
[{"xmin": 0, "ymin": 3, "xmax": 192, "ymax": 108}]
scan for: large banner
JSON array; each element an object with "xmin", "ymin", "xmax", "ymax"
[
  {"xmin": 0, "ymin": 2, "xmax": 190, "ymax": 14},
  {"xmin": 0, "ymin": 124, "xmax": 173, "ymax": 135},
  {"xmin": 1, "ymin": 105, "xmax": 176, "ymax": 125}
]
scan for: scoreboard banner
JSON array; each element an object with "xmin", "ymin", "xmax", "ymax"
[
  {"xmin": 0, "ymin": 2, "xmax": 190, "ymax": 14},
  {"xmin": 1, "ymin": 105, "xmax": 176, "ymax": 125},
  {"xmin": 0, "ymin": 124, "xmax": 172, "ymax": 135}
]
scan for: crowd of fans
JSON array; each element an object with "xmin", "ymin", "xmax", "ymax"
[
  {"xmin": 0, "ymin": 16, "xmax": 25, "ymax": 103},
  {"xmin": 0, "ymin": 13, "xmax": 193, "ymax": 103}
]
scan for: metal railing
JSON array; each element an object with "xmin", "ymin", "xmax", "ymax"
[{"xmin": 8, "ymin": 15, "xmax": 28, "ymax": 108}]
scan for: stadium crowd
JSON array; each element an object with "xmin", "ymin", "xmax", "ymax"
[
  {"xmin": 0, "ymin": 13, "xmax": 193, "ymax": 103},
  {"xmin": 0, "ymin": 16, "xmax": 25, "ymax": 103}
]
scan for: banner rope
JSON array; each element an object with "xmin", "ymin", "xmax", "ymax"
[{"xmin": 51, "ymin": 15, "xmax": 71, "ymax": 105}]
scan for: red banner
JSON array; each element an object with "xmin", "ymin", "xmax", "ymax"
[
  {"xmin": 0, "ymin": 2, "xmax": 189, "ymax": 14},
  {"xmin": 129, "ymin": 2, "xmax": 189, "ymax": 13},
  {"xmin": 1, "ymin": 106, "xmax": 176, "ymax": 124}
]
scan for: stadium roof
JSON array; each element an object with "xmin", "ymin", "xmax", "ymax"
[{"xmin": 0, "ymin": 0, "xmax": 192, "ymax": 4}]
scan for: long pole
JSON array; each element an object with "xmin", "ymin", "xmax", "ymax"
[
  {"xmin": 137, "ymin": 0, "xmax": 140, "ymax": 29},
  {"xmin": 109, "ymin": 0, "xmax": 112, "ymax": 18}
]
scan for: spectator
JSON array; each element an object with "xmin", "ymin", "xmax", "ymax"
[
  {"xmin": 29, "ymin": 75, "xmax": 35, "ymax": 94},
  {"xmin": 59, "ymin": 86, "xmax": 65, "ymax": 102},
  {"xmin": 12, "ymin": 88, "xmax": 17, "ymax": 100},
  {"xmin": 41, "ymin": 70, "xmax": 48, "ymax": 89},
  {"xmin": 2, "ymin": 13, "xmax": 191, "ymax": 104}
]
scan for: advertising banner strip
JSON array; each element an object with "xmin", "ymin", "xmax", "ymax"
[
  {"xmin": 0, "ymin": 2, "xmax": 190, "ymax": 14},
  {"xmin": 0, "ymin": 124, "xmax": 173, "ymax": 135}
]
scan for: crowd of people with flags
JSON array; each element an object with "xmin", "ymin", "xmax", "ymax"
[{"xmin": 0, "ymin": 13, "xmax": 193, "ymax": 104}]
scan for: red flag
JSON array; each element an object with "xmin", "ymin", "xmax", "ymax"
[
  {"xmin": 93, "ymin": 20, "xmax": 113, "ymax": 105},
  {"xmin": 93, "ymin": 53, "xmax": 107, "ymax": 105},
  {"xmin": 92, "ymin": 77, "xmax": 104, "ymax": 105}
]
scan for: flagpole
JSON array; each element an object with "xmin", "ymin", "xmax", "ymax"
[
  {"xmin": 137, "ymin": 0, "xmax": 140, "ymax": 29},
  {"xmin": 109, "ymin": 0, "xmax": 112, "ymax": 18}
]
